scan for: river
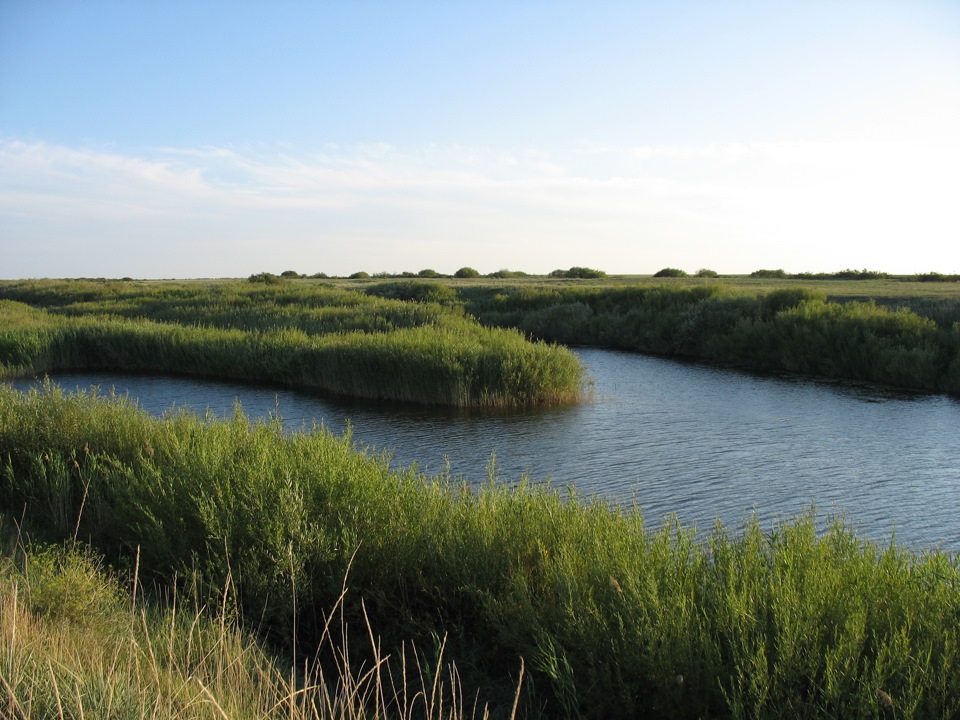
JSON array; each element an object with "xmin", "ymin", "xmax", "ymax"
[{"xmin": 9, "ymin": 348, "xmax": 960, "ymax": 550}]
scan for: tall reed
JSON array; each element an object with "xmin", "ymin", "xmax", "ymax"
[
  {"xmin": 0, "ymin": 281, "xmax": 584, "ymax": 408},
  {"xmin": 2, "ymin": 385, "xmax": 959, "ymax": 718}
]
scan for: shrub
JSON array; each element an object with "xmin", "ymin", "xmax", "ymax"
[
  {"xmin": 914, "ymin": 272, "xmax": 960, "ymax": 282},
  {"xmin": 417, "ymin": 269, "xmax": 442, "ymax": 278},
  {"xmin": 248, "ymin": 272, "xmax": 283, "ymax": 284},
  {"xmin": 750, "ymin": 269, "xmax": 788, "ymax": 279},
  {"xmin": 349, "ymin": 271, "xmax": 371, "ymax": 279},
  {"xmin": 695, "ymin": 268, "xmax": 718, "ymax": 278},
  {"xmin": 653, "ymin": 268, "xmax": 688, "ymax": 278},
  {"xmin": 280, "ymin": 270, "xmax": 302, "ymax": 278},
  {"xmin": 550, "ymin": 267, "xmax": 607, "ymax": 279},
  {"xmin": 488, "ymin": 269, "xmax": 529, "ymax": 279},
  {"xmin": 454, "ymin": 267, "xmax": 481, "ymax": 279}
]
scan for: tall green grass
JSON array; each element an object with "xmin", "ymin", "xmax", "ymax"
[
  {"xmin": 0, "ymin": 534, "xmax": 517, "ymax": 719},
  {"xmin": 0, "ymin": 280, "xmax": 584, "ymax": 407},
  {"xmin": 2, "ymin": 385, "xmax": 959, "ymax": 718},
  {"xmin": 462, "ymin": 283, "xmax": 960, "ymax": 394}
]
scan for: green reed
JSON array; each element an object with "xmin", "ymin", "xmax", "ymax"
[
  {"xmin": 0, "ymin": 280, "xmax": 584, "ymax": 408},
  {"xmin": 2, "ymin": 385, "xmax": 959, "ymax": 718},
  {"xmin": 462, "ymin": 283, "xmax": 960, "ymax": 394}
]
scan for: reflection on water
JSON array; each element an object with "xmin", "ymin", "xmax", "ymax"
[{"xmin": 9, "ymin": 349, "xmax": 960, "ymax": 550}]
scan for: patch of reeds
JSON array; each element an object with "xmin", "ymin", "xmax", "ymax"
[
  {"xmin": 0, "ymin": 280, "xmax": 585, "ymax": 407},
  {"xmin": 462, "ymin": 283, "xmax": 960, "ymax": 394},
  {"xmin": 0, "ymin": 533, "xmax": 520, "ymax": 719},
  {"xmin": 2, "ymin": 385, "xmax": 959, "ymax": 718}
]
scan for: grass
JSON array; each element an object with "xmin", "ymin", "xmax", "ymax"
[
  {"xmin": 0, "ymin": 533, "xmax": 522, "ymax": 720},
  {"xmin": 454, "ymin": 281, "xmax": 960, "ymax": 394},
  {"xmin": 2, "ymin": 384, "xmax": 960, "ymax": 718},
  {"xmin": 0, "ymin": 280, "xmax": 585, "ymax": 408}
]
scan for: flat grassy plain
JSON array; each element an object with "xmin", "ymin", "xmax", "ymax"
[{"xmin": 2, "ymin": 274, "xmax": 960, "ymax": 718}]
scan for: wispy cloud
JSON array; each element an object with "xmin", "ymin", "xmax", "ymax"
[{"xmin": 2, "ymin": 137, "xmax": 958, "ymax": 278}]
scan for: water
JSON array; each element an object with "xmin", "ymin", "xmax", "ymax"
[{"xmin": 9, "ymin": 348, "xmax": 960, "ymax": 549}]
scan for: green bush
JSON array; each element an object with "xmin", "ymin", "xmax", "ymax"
[
  {"xmin": 750, "ymin": 269, "xmax": 788, "ymax": 279},
  {"xmin": 454, "ymin": 266, "xmax": 481, "ymax": 278},
  {"xmin": 248, "ymin": 272, "xmax": 283, "ymax": 284},
  {"xmin": 653, "ymin": 268, "xmax": 688, "ymax": 278},
  {"xmin": 549, "ymin": 267, "xmax": 607, "ymax": 279}
]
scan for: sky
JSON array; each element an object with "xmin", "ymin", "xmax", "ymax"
[{"xmin": 2, "ymin": 1, "xmax": 959, "ymax": 279}]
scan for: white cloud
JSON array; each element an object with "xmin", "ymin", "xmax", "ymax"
[{"xmin": 2, "ymin": 137, "xmax": 958, "ymax": 278}]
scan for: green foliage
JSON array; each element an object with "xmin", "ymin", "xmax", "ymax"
[
  {"xmin": 2, "ymin": 389, "xmax": 960, "ymax": 718},
  {"xmin": 695, "ymin": 268, "xmax": 719, "ymax": 277},
  {"xmin": 914, "ymin": 272, "xmax": 960, "ymax": 282},
  {"xmin": 487, "ymin": 269, "xmax": 529, "ymax": 279},
  {"xmin": 464, "ymin": 283, "xmax": 960, "ymax": 394},
  {"xmin": 454, "ymin": 266, "xmax": 481, "ymax": 278},
  {"xmin": 248, "ymin": 272, "xmax": 283, "ymax": 284},
  {"xmin": 365, "ymin": 280, "xmax": 459, "ymax": 305},
  {"xmin": 792, "ymin": 268, "xmax": 890, "ymax": 280},
  {"xmin": 19, "ymin": 542, "xmax": 124, "ymax": 627},
  {"xmin": 549, "ymin": 266, "xmax": 607, "ymax": 279},
  {"xmin": 0, "ymin": 281, "xmax": 584, "ymax": 408},
  {"xmin": 348, "ymin": 271, "xmax": 371, "ymax": 279},
  {"xmin": 654, "ymin": 267, "xmax": 688, "ymax": 278},
  {"xmin": 417, "ymin": 268, "xmax": 442, "ymax": 278},
  {"xmin": 750, "ymin": 269, "xmax": 788, "ymax": 279}
]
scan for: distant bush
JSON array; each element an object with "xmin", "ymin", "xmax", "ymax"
[
  {"xmin": 750, "ymin": 269, "xmax": 788, "ymax": 279},
  {"xmin": 914, "ymin": 272, "xmax": 960, "ymax": 282},
  {"xmin": 417, "ymin": 268, "xmax": 442, "ymax": 278},
  {"xmin": 792, "ymin": 269, "xmax": 890, "ymax": 280},
  {"xmin": 653, "ymin": 268, "xmax": 688, "ymax": 278},
  {"xmin": 549, "ymin": 267, "xmax": 607, "ymax": 279},
  {"xmin": 454, "ymin": 267, "xmax": 481, "ymax": 279},
  {"xmin": 309, "ymin": 272, "xmax": 329, "ymax": 279},
  {"xmin": 248, "ymin": 272, "xmax": 283, "ymax": 284},
  {"xmin": 695, "ymin": 268, "xmax": 718, "ymax": 278},
  {"xmin": 365, "ymin": 281, "xmax": 458, "ymax": 305},
  {"xmin": 488, "ymin": 269, "xmax": 529, "ymax": 279},
  {"xmin": 760, "ymin": 287, "xmax": 827, "ymax": 319},
  {"xmin": 280, "ymin": 270, "xmax": 302, "ymax": 278},
  {"xmin": 349, "ymin": 271, "xmax": 371, "ymax": 279}
]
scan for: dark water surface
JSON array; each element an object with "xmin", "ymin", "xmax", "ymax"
[{"xmin": 10, "ymin": 349, "xmax": 960, "ymax": 550}]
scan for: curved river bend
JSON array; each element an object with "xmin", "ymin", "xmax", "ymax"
[{"xmin": 9, "ymin": 349, "xmax": 960, "ymax": 550}]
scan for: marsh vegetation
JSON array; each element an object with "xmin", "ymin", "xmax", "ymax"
[
  {"xmin": 2, "ymin": 385, "xmax": 960, "ymax": 719},
  {"xmin": 2, "ymin": 273, "xmax": 960, "ymax": 718}
]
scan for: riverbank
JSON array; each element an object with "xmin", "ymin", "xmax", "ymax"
[
  {"xmin": 2, "ymin": 384, "xmax": 959, "ymax": 718},
  {"xmin": 2, "ymin": 275, "xmax": 958, "ymax": 400},
  {"xmin": 0, "ymin": 280, "xmax": 584, "ymax": 408}
]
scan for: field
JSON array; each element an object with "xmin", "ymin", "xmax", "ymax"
[{"xmin": 2, "ymin": 274, "xmax": 960, "ymax": 718}]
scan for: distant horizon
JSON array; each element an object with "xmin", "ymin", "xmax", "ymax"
[
  {"xmin": 4, "ymin": 267, "xmax": 956, "ymax": 282},
  {"xmin": 3, "ymin": 2, "xmax": 959, "ymax": 278}
]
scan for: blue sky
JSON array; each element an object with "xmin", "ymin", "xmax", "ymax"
[{"xmin": 2, "ymin": 1, "xmax": 959, "ymax": 278}]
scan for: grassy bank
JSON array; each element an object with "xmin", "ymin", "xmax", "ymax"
[
  {"xmin": 455, "ymin": 282, "xmax": 960, "ymax": 395},
  {"xmin": 0, "ymin": 280, "xmax": 584, "ymax": 408},
  {"xmin": 0, "ymin": 536, "xmax": 507, "ymax": 720},
  {"xmin": 2, "ymin": 385, "xmax": 959, "ymax": 719}
]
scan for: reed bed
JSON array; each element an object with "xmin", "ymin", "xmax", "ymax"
[
  {"xmin": 2, "ymin": 385, "xmax": 959, "ymax": 719},
  {"xmin": 0, "ymin": 535, "xmax": 517, "ymax": 720},
  {"xmin": 0, "ymin": 279, "xmax": 584, "ymax": 408},
  {"xmin": 462, "ymin": 283, "xmax": 960, "ymax": 395}
]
